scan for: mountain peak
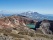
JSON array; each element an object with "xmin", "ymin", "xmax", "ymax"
[
  {"xmin": 26, "ymin": 11, "xmax": 33, "ymax": 13},
  {"xmin": 25, "ymin": 11, "xmax": 39, "ymax": 15}
]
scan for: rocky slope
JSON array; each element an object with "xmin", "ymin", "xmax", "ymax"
[{"xmin": 0, "ymin": 15, "xmax": 53, "ymax": 40}]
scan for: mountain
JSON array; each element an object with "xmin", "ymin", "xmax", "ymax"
[
  {"xmin": 0, "ymin": 11, "xmax": 53, "ymax": 21},
  {"xmin": 20, "ymin": 11, "xmax": 53, "ymax": 21},
  {"xmin": 0, "ymin": 15, "xmax": 53, "ymax": 40},
  {"xmin": 45, "ymin": 14, "xmax": 53, "ymax": 16},
  {"xmin": 0, "ymin": 10, "xmax": 16, "ymax": 17}
]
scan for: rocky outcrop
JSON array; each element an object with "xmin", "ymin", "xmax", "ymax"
[{"xmin": 36, "ymin": 20, "xmax": 53, "ymax": 35}]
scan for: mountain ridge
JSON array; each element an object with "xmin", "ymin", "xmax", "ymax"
[
  {"xmin": 20, "ymin": 11, "xmax": 53, "ymax": 21},
  {"xmin": 0, "ymin": 11, "xmax": 53, "ymax": 21}
]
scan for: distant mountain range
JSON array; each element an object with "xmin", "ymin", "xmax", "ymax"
[
  {"xmin": 0, "ymin": 11, "xmax": 53, "ymax": 21},
  {"xmin": 20, "ymin": 11, "xmax": 53, "ymax": 21}
]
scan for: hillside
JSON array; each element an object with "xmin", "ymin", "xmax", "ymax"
[{"xmin": 0, "ymin": 15, "xmax": 53, "ymax": 40}]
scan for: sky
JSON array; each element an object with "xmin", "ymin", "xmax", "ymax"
[{"xmin": 0, "ymin": 0, "xmax": 53, "ymax": 14}]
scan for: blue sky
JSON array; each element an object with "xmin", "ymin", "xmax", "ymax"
[{"xmin": 0, "ymin": 0, "xmax": 53, "ymax": 14}]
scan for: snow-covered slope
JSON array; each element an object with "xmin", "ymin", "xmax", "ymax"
[{"xmin": 20, "ymin": 11, "xmax": 53, "ymax": 21}]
